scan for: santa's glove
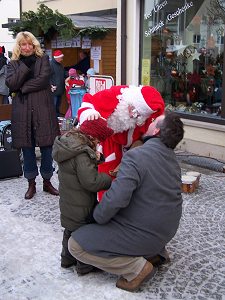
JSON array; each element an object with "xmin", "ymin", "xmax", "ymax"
[{"xmin": 87, "ymin": 111, "xmax": 101, "ymax": 120}]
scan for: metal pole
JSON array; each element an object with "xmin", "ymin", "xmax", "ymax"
[
  {"xmin": 221, "ymin": 27, "xmax": 225, "ymax": 118},
  {"xmin": 19, "ymin": 0, "xmax": 22, "ymax": 19},
  {"xmin": 121, "ymin": 0, "xmax": 127, "ymax": 85}
]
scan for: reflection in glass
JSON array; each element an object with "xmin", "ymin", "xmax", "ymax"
[{"xmin": 141, "ymin": 0, "xmax": 224, "ymax": 117}]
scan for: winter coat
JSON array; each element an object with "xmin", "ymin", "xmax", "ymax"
[
  {"xmin": 0, "ymin": 65, "xmax": 9, "ymax": 95},
  {"xmin": 65, "ymin": 77, "xmax": 85, "ymax": 103},
  {"xmin": 72, "ymin": 138, "xmax": 183, "ymax": 258},
  {"xmin": 73, "ymin": 56, "xmax": 90, "ymax": 75},
  {"xmin": 6, "ymin": 55, "xmax": 59, "ymax": 148},
  {"xmin": 52, "ymin": 131, "xmax": 112, "ymax": 231},
  {"xmin": 50, "ymin": 58, "xmax": 65, "ymax": 96},
  {"xmin": 0, "ymin": 54, "xmax": 7, "ymax": 70}
]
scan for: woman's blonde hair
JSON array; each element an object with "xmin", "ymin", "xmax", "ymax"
[{"xmin": 11, "ymin": 31, "xmax": 44, "ymax": 60}]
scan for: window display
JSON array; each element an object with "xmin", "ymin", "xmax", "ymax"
[{"xmin": 141, "ymin": 0, "xmax": 224, "ymax": 118}]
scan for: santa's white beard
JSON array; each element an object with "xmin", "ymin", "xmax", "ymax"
[{"xmin": 107, "ymin": 101, "xmax": 147, "ymax": 133}]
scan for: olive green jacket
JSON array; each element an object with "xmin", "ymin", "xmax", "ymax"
[{"xmin": 52, "ymin": 132, "xmax": 112, "ymax": 231}]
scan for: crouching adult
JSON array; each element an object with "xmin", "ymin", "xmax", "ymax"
[{"xmin": 68, "ymin": 112, "xmax": 184, "ymax": 292}]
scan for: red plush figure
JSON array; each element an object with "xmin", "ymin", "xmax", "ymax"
[
  {"xmin": 65, "ymin": 68, "xmax": 85, "ymax": 118},
  {"xmin": 78, "ymin": 85, "xmax": 165, "ymax": 201}
]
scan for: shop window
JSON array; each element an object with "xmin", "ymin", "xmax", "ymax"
[
  {"xmin": 193, "ymin": 34, "xmax": 201, "ymax": 44},
  {"xmin": 217, "ymin": 35, "xmax": 224, "ymax": 45},
  {"xmin": 140, "ymin": 0, "xmax": 224, "ymax": 120}
]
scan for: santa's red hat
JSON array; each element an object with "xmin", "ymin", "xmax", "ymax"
[
  {"xmin": 53, "ymin": 49, "xmax": 64, "ymax": 59},
  {"xmin": 78, "ymin": 85, "xmax": 165, "ymax": 124},
  {"xmin": 0, "ymin": 46, "xmax": 3, "ymax": 54},
  {"xmin": 119, "ymin": 85, "xmax": 165, "ymax": 117}
]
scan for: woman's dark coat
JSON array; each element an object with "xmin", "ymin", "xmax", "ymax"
[{"xmin": 6, "ymin": 55, "xmax": 59, "ymax": 148}]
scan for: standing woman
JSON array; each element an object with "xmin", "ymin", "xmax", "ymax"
[{"xmin": 6, "ymin": 31, "xmax": 60, "ymax": 199}]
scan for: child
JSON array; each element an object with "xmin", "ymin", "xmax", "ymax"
[
  {"xmin": 52, "ymin": 118, "xmax": 113, "ymax": 275},
  {"xmin": 65, "ymin": 68, "xmax": 85, "ymax": 118},
  {"xmin": 85, "ymin": 67, "xmax": 96, "ymax": 93}
]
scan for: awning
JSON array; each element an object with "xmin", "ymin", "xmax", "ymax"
[
  {"xmin": 68, "ymin": 15, "xmax": 117, "ymax": 29},
  {"xmin": 2, "ymin": 20, "xmax": 20, "ymax": 29},
  {"xmin": 2, "ymin": 12, "xmax": 117, "ymax": 30}
]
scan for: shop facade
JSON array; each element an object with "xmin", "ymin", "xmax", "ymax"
[
  {"xmin": 3, "ymin": 0, "xmax": 225, "ymax": 160},
  {"xmin": 134, "ymin": 0, "xmax": 225, "ymax": 160},
  {"xmin": 140, "ymin": 0, "xmax": 224, "ymax": 116}
]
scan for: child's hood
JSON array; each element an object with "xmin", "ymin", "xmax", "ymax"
[{"xmin": 52, "ymin": 134, "xmax": 96, "ymax": 163}]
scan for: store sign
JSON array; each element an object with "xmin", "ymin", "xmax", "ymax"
[
  {"xmin": 91, "ymin": 46, "xmax": 102, "ymax": 60},
  {"xmin": 82, "ymin": 37, "xmax": 91, "ymax": 49},
  {"xmin": 144, "ymin": 1, "xmax": 194, "ymax": 37},
  {"xmin": 89, "ymin": 75, "xmax": 114, "ymax": 95},
  {"xmin": 51, "ymin": 36, "xmax": 81, "ymax": 48}
]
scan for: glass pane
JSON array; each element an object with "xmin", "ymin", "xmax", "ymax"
[{"xmin": 141, "ymin": 0, "xmax": 224, "ymax": 117}]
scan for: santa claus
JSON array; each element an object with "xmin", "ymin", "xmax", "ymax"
[{"xmin": 78, "ymin": 85, "xmax": 165, "ymax": 200}]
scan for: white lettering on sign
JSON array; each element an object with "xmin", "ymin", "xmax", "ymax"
[
  {"xmin": 154, "ymin": 0, "xmax": 168, "ymax": 13},
  {"xmin": 167, "ymin": 2, "xmax": 193, "ymax": 21},
  {"xmin": 144, "ymin": 12, "xmax": 152, "ymax": 19},
  {"xmin": 95, "ymin": 79, "xmax": 106, "ymax": 93},
  {"xmin": 144, "ymin": 1, "xmax": 194, "ymax": 36},
  {"xmin": 145, "ymin": 20, "xmax": 165, "ymax": 37},
  {"xmin": 144, "ymin": 0, "xmax": 167, "ymax": 20}
]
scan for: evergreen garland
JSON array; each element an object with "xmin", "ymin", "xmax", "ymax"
[{"xmin": 11, "ymin": 4, "xmax": 109, "ymax": 41}]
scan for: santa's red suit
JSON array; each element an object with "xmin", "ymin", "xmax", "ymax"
[{"xmin": 78, "ymin": 85, "xmax": 165, "ymax": 200}]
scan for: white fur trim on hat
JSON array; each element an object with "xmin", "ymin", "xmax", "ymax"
[
  {"xmin": 120, "ymin": 86, "xmax": 155, "ymax": 117},
  {"xmin": 53, "ymin": 51, "xmax": 64, "ymax": 58},
  {"xmin": 54, "ymin": 54, "xmax": 64, "ymax": 58}
]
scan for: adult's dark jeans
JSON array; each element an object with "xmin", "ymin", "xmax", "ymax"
[
  {"xmin": 22, "ymin": 142, "xmax": 54, "ymax": 180},
  {"xmin": 53, "ymin": 95, "xmax": 62, "ymax": 117}
]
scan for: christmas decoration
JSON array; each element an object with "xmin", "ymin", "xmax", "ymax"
[{"xmin": 10, "ymin": 4, "xmax": 109, "ymax": 41}]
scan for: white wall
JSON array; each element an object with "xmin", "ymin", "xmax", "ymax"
[
  {"xmin": 0, "ymin": 0, "xmax": 20, "ymax": 55},
  {"xmin": 125, "ymin": 0, "xmax": 140, "ymax": 85},
  {"xmin": 178, "ymin": 119, "xmax": 225, "ymax": 161},
  {"xmin": 22, "ymin": 0, "xmax": 117, "ymax": 15},
  {"xmin": 116, "ymin": 0, "xmax": 140, "ymax": 85}
]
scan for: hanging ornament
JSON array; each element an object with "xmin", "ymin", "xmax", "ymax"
[
  {"xmin": 176, "ymin": 41, "xmax": 187, "ymax": 56},
  {"xmin": 192, "ymin": 49, "xmax": 201, "ymax": 61}
]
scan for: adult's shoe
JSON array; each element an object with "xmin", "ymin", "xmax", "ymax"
[
  {"xmin": 43, "ymin": 179, "xmax": 59, "ymax": 196},
  {"xmin": 75, "ymin": 261, "xmax": 101, "ymax": 276},
  {"xmin": 61, "ymin": 256, "xmax": 77, "ymax": 268},
  {"xmin": 116, "ymin": 261, "xmax": 156, "ymax": 292},
  {"xmin": 145, "ymin": 249, "xmax": 170, "ymax": 267},
  {"xmin": 25, "ymin": 179, "xmax": 36, "ymax": 199}
]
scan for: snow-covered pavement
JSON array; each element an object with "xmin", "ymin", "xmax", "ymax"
[{"xmin": 0, "ymin": 164, "xmax": 225, "ymax": 300}]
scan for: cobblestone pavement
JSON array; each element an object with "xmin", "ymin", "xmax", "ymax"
[{"xmin": 0, "ymin": 162, "xmax": 225, "ymax": 300}]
